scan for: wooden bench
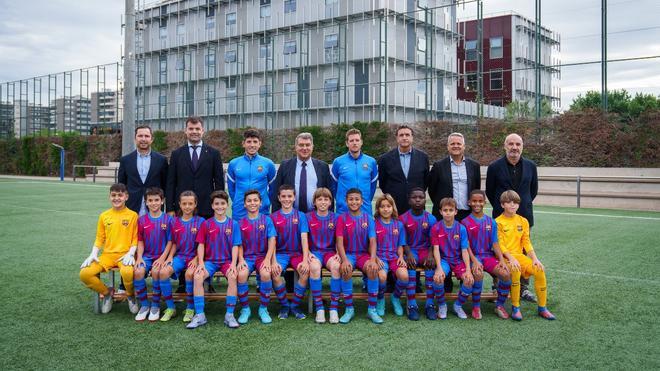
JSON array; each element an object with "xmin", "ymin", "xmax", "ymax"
[{"xmin": 95, "ymin": 268, "xmax": 498, "ymax": 314}]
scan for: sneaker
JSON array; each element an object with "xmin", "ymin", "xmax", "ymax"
[
  {"xmin": 116, "ymin": 288, "xmax": 126, "ymax": 295},
  {"xmin": 453, "ymin": 303, "xmax": 467, "ymax": 319},
  {"xmin": 135, "ymin": 306, "xmax": 149, "ymax": 322},
  {"xmin": 538, "ymin": 309, "xmax": 556, "ymax": 320},
  {"xmin": 148, "ymin": 307, "xmax": 160, "ymax": 322},
  {"xmin": 521, "ymin": 289, "xmax": 537, "ymax": 303},
  {"xmin": 367, "ymin": 308, "xmax": 384, "ymax": 324},
  {"xmin": 437, "ymin": 304, "xmax": 448, "ymax": 319},
  {"xmin": 238, "ymin": 307, "xmax": 252, "ymax": 324},
  {"xmin": 376, "ymin": 298, "xmax": 386, "ymax": 316},
  {"xmin": 472, "ymin": 307, "xmax": 482, "ymax": 320},
  {"xmin": 511, "ymin": 306, "xmax": 523, "ymax": 321},
  {"xmin": 224, "ymin": 313, "xmax": 240, "ymax": 328},
  {"xmin": 160, "ymin": 308, "xmax": 176, "ymax": 322},
  {"xmin": 290, "ymin": 306, "xmax": 306, "ymax": 320},
  {"xmin": 127, "ymin": 296, "xmax": 139, "ymax": 314},
  {"xmin": 101, "ymin": 288, "xmax": 114, "ymax": 314},
  {"xmin": 390, "ymin": 296, "xmax": 403, "ymax": 316},
  {"xmin": 407, "ymin": 306, "xmax": 420, "ymax": 321},
  {"xmin": 339, "ymin": 307, "xmax": 355, "ymax": 324},
  {"xmin": 425, "ymin": 305, "xmax": 437, "ymax": 320},
  {"xmin": 315, "ymin": 310, "xmax": 326, "ymax": 324},
  {"xmin": 183, "ymin": 309, "xmax": 195, "ymax": 323},
  {"xmin": 258, "ymin": 307, "xmax": 272, "ymax": 324},
  {"xmin": 186, "ymin": 313, "xmax": 207, "ymax": 329},
  {"xmin": 278, "ymin": 306, "xmax": 290, "ymax": 320},
  {"xmin": 494, "ymin": 305, "xmax": 509, "ymax": 319},
  {"xmin": 328, "ymin": 310, "xmax": 339, "ymax": 324}
]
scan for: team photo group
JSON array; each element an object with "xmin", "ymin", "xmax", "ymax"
[{"xmin": 79, "ymin": 116, "xmax": 555, "ymax": 329}]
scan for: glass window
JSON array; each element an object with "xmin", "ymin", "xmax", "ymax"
[
  {"xmin": 324, "ymin": 78, "xmax": 338, "ymax": 92},
  {"xmin": 465, "ymin": 40, "xmax": 477, "ymax": 61},
  {"xmin": 418, "ymin": 0, "xmax": 428, "ymax": 8},
  {"xmin": 206, "ymin": 86, "xmax": 216, "ymax": 115},
  {"xmin": 324, "ymin": 34, "xmax": 339, "ymax": 63},
  {"xmin": 206, "ymin": 6, "xmax": 215, "ymax": 17},
  {"xmin": 226, "ymin": 12, "xmax": 236, "ymax": 25},
  {"xmin": 159, "ymin": 26, "xmax": 167, "ymax": 39},
  {"xmin": 206, "ymin": 17, "xmax": 215, "ymax": 29},
  {"xmin": 490, "ymin": 69, "xmax": 503, "ymax": 90},
  {"xmin": 226, "ymin": 86, "xmax": 237, "ymax": 113},
  {"xmin": 324, "ymin": 34, "xmax": 338, "ymax": 48},
  {"xmin": 260, "ymin": 4, "xmax": 271, "ymax": 18},
  {"xmin": 284, "ymin": 82, "xmax": 297, "ymax": 95},
  {"xmin": 176, "ymin": 23, "xmax": 185, "ymax": 35},
  {"xmin": 159, "ymin": 94, "xmax": 167, "ymax": 118},
  {"xmin": 490, "ymin": 37, "xmax": 503, "ymax": 59},
  {"xmin": 417, "ymin": 37, "xmax": 426, "ymax": 52},
  {"xmin": 284, "ymin": 0, "xmax": 296, "ymax": 13},
  {"xmin": 225, "ymin": 50, "xmax": 237, "ymax": 63},
  {"xmin": 466, "ymin": 72, "xmax": 477, "ymax": 91},
  {"xmin": 284, "ymin": 40, "xmax": 297, "ymax": 55}
]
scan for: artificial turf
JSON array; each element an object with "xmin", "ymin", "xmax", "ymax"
[{"xmin": 0, "ymin": 178, "xmax": 658, "ymax": 369}]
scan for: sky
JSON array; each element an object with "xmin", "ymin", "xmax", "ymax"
[{"xmin": 0, "ymin": 0, "xmax": 658, "ymax": 111}]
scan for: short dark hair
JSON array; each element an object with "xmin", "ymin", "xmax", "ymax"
[
  {"xmin": 278, "ymin": 184, "xmax": 295, "ymax": 195},
  {"xmin": 396, "ymin": 125, "xmax": 414, "ymax": 136},
  {"xmin": 243, "ymin": 128, "xmax": 261, "ymax": 141},
  {"xmin": 408, "ymin": 187, "xmax": 425, "ymax": 198},
  {"xmin": 346, "ymin": 188, "xmax": 362, "ymax": 199},
  {"xmin": 469, "ymin": 189, "xmax": 487, "ymax": 199},
  {"xmin": 144, "ymin": 187, "xmax": 164, "ymax": 200},
  {"xmin": 109, "ymin": 183, "xmax": 128, "ymax": 194},
  {"xmin": 135, "ymin": 125, "xmax": 152, "ymax": 136},
  {"xmin": 210, "ymin": 190, "xmax": 229, "ymax": 204},
  {"xmin": 185, "ymin": 116, "xmax": 204, "ymax": 127},
  {"xmin": 244, "ymin": 189, "xmax": 261, "ymax": 202}
]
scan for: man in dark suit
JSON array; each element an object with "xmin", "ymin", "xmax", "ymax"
[
  {"xmin": 428, "ymin": 132, "xmax": 481, "ymax": 293},
  {"xmin": 486, "ymin": 132, "xmax": 539, "ymax": 302},
  {"xmin": 377, "ymin": 125, "xmax": 429, "ymax": 215},
  {"xmin": 271, "ymin": 132, "xmax": 333, "ymax": 213},
  {"xmin": 166, "ymin": 116, "xmax": 225, "ymax": 219},
  {"xmin": 428, "ymin": 132, "xmax": 481, "ymax": 222},
  {"xmin": 117, "ymin": 125, "xmax": 168, "ymax": 215}
]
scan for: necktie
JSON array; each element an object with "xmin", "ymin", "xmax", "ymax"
[
  {"xmin": 298, "ymin": 162, "xmax": 307, "ymax": 213},
  {"xmin": 191, "ymin": 145, "xmax": 199, "ymax": 171}
]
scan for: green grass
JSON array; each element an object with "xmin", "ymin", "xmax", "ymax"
[{"xmin": 0, "ymin": 178, "xmax": 659, "ymax": 369}]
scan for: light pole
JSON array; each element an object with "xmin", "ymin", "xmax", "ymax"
[{"xmin": 51, "ymin": 143, "xmax": 65, "ymax": 181}]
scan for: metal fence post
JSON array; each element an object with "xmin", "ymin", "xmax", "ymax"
[{"xmin": 576, "ymin": 175, "xmax": 581, "ymax": 208}]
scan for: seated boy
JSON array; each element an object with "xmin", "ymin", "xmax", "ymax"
[
  {"xmin": 133, "ymin": 187, "xmax": 173, "ymax": 322},
  {"xmin": 236, "ymin": 190, "xmax": 277, "ymax": 324},
  {"xmin": 270, "ymin": 185, "xmax": 311, "ymax": 320},
  {"xmin": 461, "ymin": 189, "xmax": 511, "ymax": 319},
  {"xmin": 496, "ymin": 190, "xmax": 555, "ymax": 321},
  {"xmin": 399, "ymin": 188, "xmax": 438, "ymax": 320},
  {"xmin": 187, "ymin": 190, "xmax": 241, "ymax": 329},
  {"xmin": 430, "ymin": 198, "xmax": 474, "ymax": 319},
  {"xmin": 79, "ymin": 183, "xmax": 139, "ymax": 314},
  {"xmin": 335, "ymin": 188, "xmax": 380, "ymax": 324},
  {"xmin": 306, "ymin": 188, "xmax": 340, "ymax": 324}
]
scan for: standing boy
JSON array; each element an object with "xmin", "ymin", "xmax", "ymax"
[{"xmin": 79, "ymin": 183, "xmax": 139, "ymax": 314}]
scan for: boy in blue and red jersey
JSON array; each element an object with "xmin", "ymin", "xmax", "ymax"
[
  {"xmin": 270, "ymin": 184, "xmax": 311, "ymax": 320},
  {"xmin": 399, "ymin": 188, "xmax": 438, "ymax": 320},
  {"xmin": 373, "ymin": 194, "xmax": 411, "ymax": 321},
  {"xmin": 430, "ymin": 198, "xmax": 474, "ymax": 320},
  {"xmin": 461, "ymin": 190, "xmax": 512, "ymax": 320},
  {"xmin": 306, "ymin": 187, "xmax": 341, "ymax": 324},
  {"xmin": 134, "ymin": 187, "xmax": 173, "ymax": 322},
  {"xmin": 186, "ymin": 190, "xmax": 241, "ymax": 329},
  {"xmin": 336, "ymin": 188, "xmax": 380, "ymax": 324},
  {"xmin": 158, "ymin": 191, "xmax": 205, "ymax": 322},
  {"xmin": 236, "ymin": 189, "xmax": 277, "ymax": 324}
]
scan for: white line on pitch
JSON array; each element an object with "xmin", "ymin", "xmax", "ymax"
[
  {"xmin": 536, "ymin": 210, "xmax": 660, "ymax": 221},
  {"xmin": 6, "ymin": 204, "xmax": 98, "ymax": 217}
]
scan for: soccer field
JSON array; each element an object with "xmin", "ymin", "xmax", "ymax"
[{"xmin": 0, "ymin": 178, "xmax": 658, "ymax": 370}]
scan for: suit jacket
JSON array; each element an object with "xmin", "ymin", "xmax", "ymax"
[
  {"xmin": 485, "ymin": 156, "xmax": 538, "ymax": 226},
  {"xmin": 377, "ymin": 147, "xmax": 429, "ymax": 215},
  {"xmin": 270, "ymin": 156, "xmax": 334, "ymax": 212},
  {"xmin": 117, "ymin": 150, "xmax": 168, "ymax": 214},
  {"xmin": 166, "ymin": 143, "xmax": 225, "ymax": 219},
  {"xmin": 428, "ymin": 156, "xmax": 481, "ymax": 220}
]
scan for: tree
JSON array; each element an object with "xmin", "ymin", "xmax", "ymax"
[
  {"xmin": 505, "ymin": 99, "xmax": 553, "ymax": 121},
  {"xmin": 569, "ymin": 89, "xmax": 660, "ymax": 119}
]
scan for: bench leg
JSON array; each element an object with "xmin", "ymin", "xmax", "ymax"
[{"xmin": 93, "ymin": 292, "xmax": 102, "ymax": 314}]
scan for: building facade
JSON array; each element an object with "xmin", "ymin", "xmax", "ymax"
[
  {"xmin": 54, "ymin": 95, "xmax": 92, "ymax": 134},
  {"xmin": 134, "ymin": 0, "xmax": 484, "ymax": 131},
  {"xmin": 457, "ymin": 13, "xmax": 561, "ymax": 109},
  {"xmin": 91, "ymin": 89, "xmax": 123, "ymax": 131}
]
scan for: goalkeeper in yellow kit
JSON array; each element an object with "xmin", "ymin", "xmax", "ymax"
[{"xmin": 496, "ymin": 190, "xmax": 555, "ymax": 321}]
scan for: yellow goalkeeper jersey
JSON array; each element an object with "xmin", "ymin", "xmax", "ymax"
[
  {"xmin": 495, "ymin": 213, "xmax": 533, "ymax": 255},
  {"xmin": 94, "ymin": 207, "xmax": 138, "ymax": 254}
]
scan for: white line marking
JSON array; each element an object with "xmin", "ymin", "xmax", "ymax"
[
  {"xmin": 7, "ymin": 204, "xmax": 98, "ymax": 217},
  {"xmin": 0, "ymin": 180, "xmax": 109, "ymax": 188},
  {"xmin": 553, "ymin": 269, "xmax": 659, "ymax": 284},
  {"xmin": 536, "ymin": 210, "xmax": 660, "ymax": 221}
]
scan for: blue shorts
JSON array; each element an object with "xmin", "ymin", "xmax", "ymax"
[
  {"xmin": 204, "ymin": 261, "xmax": 222, "ymax": 277},
  {"xmin": 244, "ymin": 256, "xmax": 266, "ymax": 275},
  {"xmin": 439, "ymin": 259, "xmax": 451, "ymax": 276},
  {"xmin": 170, "ymin": 256, "xmax": 195, "ymax": 279},
  {"xmin": 137, "ymin": 257, "xmax": 154, "ymax": 275}
]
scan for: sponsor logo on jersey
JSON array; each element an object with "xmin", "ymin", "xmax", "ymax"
[
  {"xmin": 485, "ymin": 224, "xmax": 491, "ymax": 231},
  {"xmin": 328, "ymin": 222, "xmax": 335, "ymax": 229},
  {"xmin": 258, "ymin": 224, "xmax": 265, "ymax": 231},
  {"xmin": 362, "ymin": 163, "xmax": 369, "ymax": 170},
  {"xmin": 517, "ymin": 225, "xmax": 523, "ymax": 232},
  {"xmin": 161, "ymin": 223, "xmax": 167, "ymax": 230},
  {"xmin": 422, "ymin": 222, "xmax": 429, "ymax": 229},
  {"xmin": 257, "ymin": 165, "xmax": 264, "ymax": 172},
  {"xmin": 393, "ymin": 228, "xmax": 399, "ymax": 235},
  {"xmin": 122, "ymin": 219, "xmax": 129, "ymax": 226},
  {"xmin": 225, "ymin": 228, "xmax": 232, "ymax": 235},
  {"xmin": 292, "ymin": 218, "xmax": 298, "ymax": 224},
  {"xmin": 310, "ymin": 223, "xmax": 319, "ymax": 228},
  {"xmin": 361, "ymin": 222, "xmax": 368, "ymax": 229},
  {"xmin": 209, "ymin": 228, "xmax": 217, "ymax": 234},
  {"xmin": 191, "ymin": 227, "xmax": 198, "ymax": 233},
  {"xmin": 453, "ymin": 234, "xmax": 460, "ymax": 240}
]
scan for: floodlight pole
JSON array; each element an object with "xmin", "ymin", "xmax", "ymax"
[
  {"xmin": 535, "ymin": 0, "xmax": 541, "ymax": 123},
  {"xmin": 123, "ymin": 0, "xmax": 136, "ymax": 156},
  {"xmin": 601, "ymin": 0, "xmax": 608, "ymax": 112},
  {"xmin": 52, "ymin": 143, "xmax": 65, "ymax": 181}
]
